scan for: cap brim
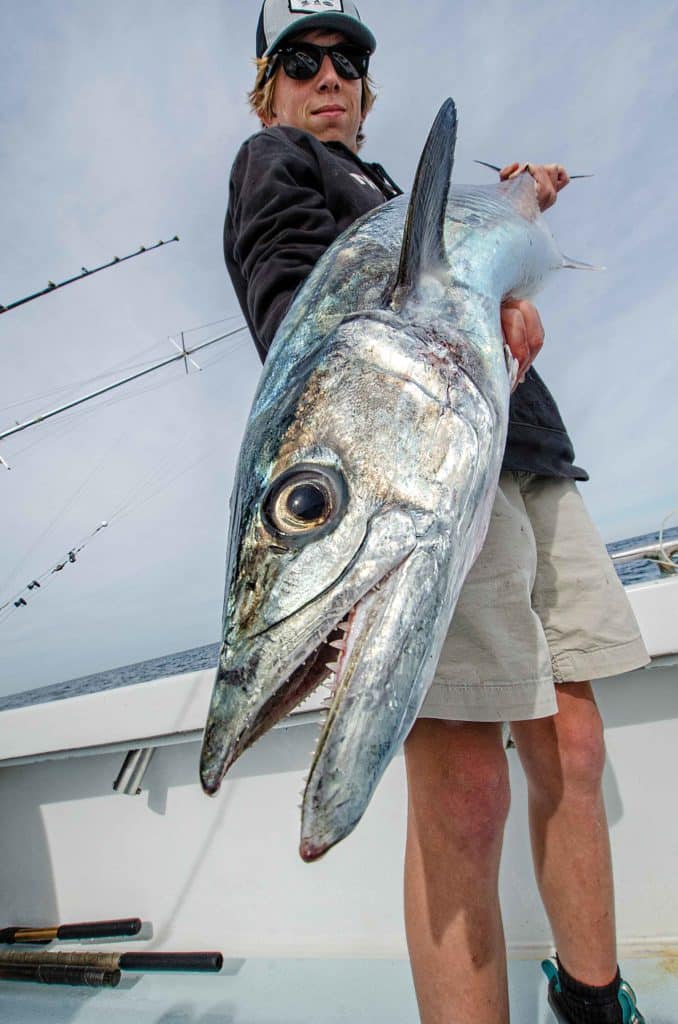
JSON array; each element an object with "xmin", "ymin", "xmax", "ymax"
[{"xmin": 264, "ymin": 14, "xmax": 376, "ymax": 57}]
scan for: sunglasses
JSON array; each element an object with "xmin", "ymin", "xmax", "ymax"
[{"xmin": 263, "ymin": 42, "xmax": 370, "ymax": 85}]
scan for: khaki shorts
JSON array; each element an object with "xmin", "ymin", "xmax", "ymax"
[{"xmin": 419, "ymin": 471, "xmax": 650, "ymax": 723}]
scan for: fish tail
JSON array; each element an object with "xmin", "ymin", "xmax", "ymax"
[{"xmin": 561, "ymin": 253, "xmax": 605, "ymax": 271}]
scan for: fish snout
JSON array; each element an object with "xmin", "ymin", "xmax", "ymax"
[
  {"xmin": 299, "ymin": 836, "xmax": 330, "ymax": 862},
  {"xmin": 199, "ymin": 660, "xmax": 253, "ymax": 795}
]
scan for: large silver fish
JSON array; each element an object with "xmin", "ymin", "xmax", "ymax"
[{"xmin": 201, "ymin": 99, "xmax": 576, "ymax": 859}]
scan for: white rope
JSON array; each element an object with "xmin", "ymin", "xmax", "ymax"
[{"xmin": 656, "ymin": 508, "xmax": 678, "ymax": 572}]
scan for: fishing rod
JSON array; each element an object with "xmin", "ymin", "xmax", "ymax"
[
  {"xmin": 0, "ymin": 521, "xmax": 109, "ymax": 619},
  {"xmin": 0, "ymin": 237, "xmax": 179, "ymax": 316},
  {"xmin": 0, "ymin": 389, "xmax": 238, "ymax": 620},
  {"xmin": 0, "ymin": 324, "xmax": 247, "ymax": 444}
]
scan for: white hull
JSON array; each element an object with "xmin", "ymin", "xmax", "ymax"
[{"xmin": 1, "ymin": 577, "xmax": 677, "ymax": 961}]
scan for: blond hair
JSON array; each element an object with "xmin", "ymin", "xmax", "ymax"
[{"xmin": 247, "ymin": 56, "xmax": 377, "ymax": 151}]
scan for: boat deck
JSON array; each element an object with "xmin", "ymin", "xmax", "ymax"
[{"xmin": 1, "ymin": 956, "xmax": 676, "ymax": 1023}]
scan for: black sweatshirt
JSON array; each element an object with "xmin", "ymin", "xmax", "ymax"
[{"xmin": 224, "ymin": 125, "xmax": 587, "ymax": 481}]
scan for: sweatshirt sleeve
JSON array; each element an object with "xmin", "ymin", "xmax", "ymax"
[{"xmin": 225, "ymin": 130, "xmax": 340, "ymax": 355}]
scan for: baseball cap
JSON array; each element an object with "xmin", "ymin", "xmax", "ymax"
[{"xmin": 256, "ymin": 0, "xmax": 376, "ymax": 59}]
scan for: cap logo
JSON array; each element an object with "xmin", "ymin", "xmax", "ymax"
[{"xmin": 288, "ymin": 1, "xmax": 345, "ymax": 12}]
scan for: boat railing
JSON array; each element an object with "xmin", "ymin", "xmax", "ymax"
[{"xmin": 609, "ymin": 538, "xmax": 678, "ymax": 574}]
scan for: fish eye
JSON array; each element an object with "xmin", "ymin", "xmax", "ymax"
[{"xmin": 262, "ymin": 465, "xmax": 346, "ymax": 546}]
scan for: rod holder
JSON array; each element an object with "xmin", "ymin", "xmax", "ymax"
[{"xmin": 113, "ymin": 748, "xmax": 155, "ymax": 795}]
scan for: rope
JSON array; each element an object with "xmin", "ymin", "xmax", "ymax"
[{"xmin": 656, "ymin": 509, "xmax": 678, "ymax": 572}]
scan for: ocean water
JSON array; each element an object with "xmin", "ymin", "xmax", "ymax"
[
  {"xmin": 1, "ymin": 527, "xmax": 676, "ymax": 713},
  {"xmin": 606, "ymin": 524, "xmax": 678, "ymax": 584}
]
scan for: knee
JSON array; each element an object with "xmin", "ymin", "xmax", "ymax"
[
  {"xmin": 557, "ymin": 705, "xmax": 606, "ymax": 793},
  {"xmin": 453, "ymin": 758, "xmax": 511, "ymax": 855},
  {"xmin": 407, "ymin": 744, "xmax": 511, "ymax": 857},
  {"xmin": 522, "ymin": 701, "xmax": 607, "ymax": 802}
]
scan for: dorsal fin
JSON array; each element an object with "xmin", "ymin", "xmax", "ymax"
[{"xmin": 392, "ymin": 98, "xmax": 457, "ymax": 302}]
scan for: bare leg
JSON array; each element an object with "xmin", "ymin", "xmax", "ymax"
[
  {"xmin": 403, "ymin": 719, "xmax": 511, "ymax": 1024},
  {"xmin": 510, "ymin": 682, "xmax": 618, "ymax": 984}
]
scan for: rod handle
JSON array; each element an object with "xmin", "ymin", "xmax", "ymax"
[
  {"xmin": 1, "ymin": 917, "xmax": 142, "ymax": 944},
  {"xmin": 0, "ymin": 963, "xmax": 121, "ymax": 987},
  {"xmin": 57, "ymin": 918, "xmax": 142, "ymax": 940},
  {"xmin": 118, "ymin": 951, "xmax": 223, "ymax": 972}
]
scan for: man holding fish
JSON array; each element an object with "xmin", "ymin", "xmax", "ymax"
[{"xmin": 217, "ymin": 2, "xmax": 648, "ymax": 1021}]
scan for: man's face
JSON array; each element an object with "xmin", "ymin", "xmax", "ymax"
[{"xmin": 262, "ymin": 29, "xmax": 364, "ymax": 153}]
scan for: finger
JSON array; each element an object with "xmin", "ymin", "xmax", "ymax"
[
  {"xmin": 527, "ymin": 165, "xmax": 558, "ymax": 211},
  {"xmin": 499, "ymin": 162, "xmax": 522, "ymax": 181},
  {"xmin": 555, "ymin": 164, "xmax": 570, "ymax": 190},
  {"xmin": 542, "ymin": 162, "xmax": 570, "ymax": 191},
  {"xmin": 501, "ymin": 300, "xmax": 544, "ymax": 383},
  {"xmin": 500, "ymin": 305, "xmax": 529, "ymax": 382},
  {"xmin": 516, "ymin": 299, "xmax": 544, "ymax": 366}
]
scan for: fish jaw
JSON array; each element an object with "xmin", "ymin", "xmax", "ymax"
[
  {"xmin": 298, "ymin": 505, "xmax": 484, "ymax": 861},
  {"xmin": 199, "ymin": 507, "xmax": 418, "ymax": 796},
  {"xmin": 297, "ymin": 544, "xmax": 435, "ymax": 860}
]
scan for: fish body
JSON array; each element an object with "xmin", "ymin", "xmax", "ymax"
[{"xmin": 200, "ymin": 100, "xmax": 565, "ymax": 859}]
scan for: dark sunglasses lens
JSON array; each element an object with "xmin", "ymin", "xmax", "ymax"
[
  {"xmin": 329, "ymin": 47, "xmax": 365, "ymax": 79},
  {"xmin": 278, "ymin": 43, "xmax": 369, "ymax": 81},
  {"xmin": 280, "ymin": 46, "xmax": 321, "ymax": 79}
]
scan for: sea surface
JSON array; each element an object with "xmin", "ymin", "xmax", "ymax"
[{"xmin": 1, "ymin": 527, "xmax": 676, "ymax": 713}]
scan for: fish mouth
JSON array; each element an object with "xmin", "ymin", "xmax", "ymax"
[
  {"xmin": 200, "ymin": 505, "xmax": 422, "ymax": 856},
  {"xmin": 199, "ymin": 558, "xmax": 406, "ymax": 798}
]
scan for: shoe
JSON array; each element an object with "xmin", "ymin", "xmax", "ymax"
[{"xmin": 541, "ymin": 958, "xmax": 646, "ymax": 1024}]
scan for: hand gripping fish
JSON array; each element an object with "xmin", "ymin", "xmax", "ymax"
[{"xmin": 201, "ymin": 99, "xmax": 587, "ymax": 860}]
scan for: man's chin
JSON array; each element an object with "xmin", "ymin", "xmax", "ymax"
[{"xmin": 308, "ymin": 121, "xmax": 357, "ymax": 150}]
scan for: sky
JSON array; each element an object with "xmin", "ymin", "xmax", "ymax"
[{"xmin": 1, "ymin": 0, "xmax": 676, "ymax": 696}]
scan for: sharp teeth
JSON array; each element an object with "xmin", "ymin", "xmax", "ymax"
[
  {"xmin": 338, "ymin": 621, "xmax": 349, "ymax": 633},
  {"xmin": 325, "ymin": 660, "xmax": 339, "ymax": 672},
  {"xmin": 329, "ymin": 639, "xmax": 344, "ymax": 650}
]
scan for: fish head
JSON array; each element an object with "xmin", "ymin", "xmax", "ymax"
[{"xmin": 200, "ymin": 311, "xmax": 497, "ymax": 859}]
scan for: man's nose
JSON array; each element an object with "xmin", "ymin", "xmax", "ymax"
[{"xmin": 315, "ymin": 54, "xmax": 341, "ymax": 89}]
